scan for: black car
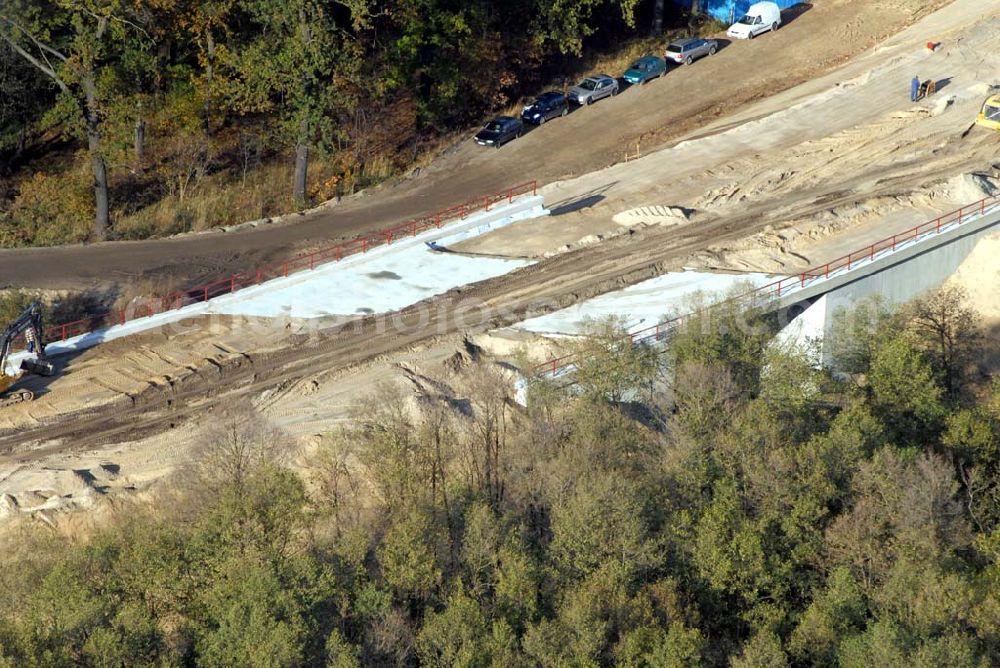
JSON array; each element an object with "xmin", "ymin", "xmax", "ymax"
[
  {"xmin": 474, "ymin": 116, "xmax": 524, "ymax": 148},
  {"xmin": 521, "ymin": 91, "xmax": 568, "ymax": 125}
]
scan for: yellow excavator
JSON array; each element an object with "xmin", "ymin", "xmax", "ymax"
[
  {"xmin": 977, "ymin": 94, "xmax": 1000, "ymax": 131},
  {"xmin": 0, "ymin": 302, "xmax": 55, "ymax": 406}
]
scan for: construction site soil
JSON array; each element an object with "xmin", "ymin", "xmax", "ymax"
[{"xmin": 2, "ymin": 0, "xmax": 999, "ymax": 527}]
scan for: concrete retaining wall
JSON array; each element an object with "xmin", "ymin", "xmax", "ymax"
[{"xmin": 777, "ymin": 204, "xmax": 1000, "ymax": 363}]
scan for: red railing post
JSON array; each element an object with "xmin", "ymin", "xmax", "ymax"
[
  {"xmin": 362, "ymin": 238, "xmax": 367, "ymax": 253},
  {"xmin": 532, "ymin": 180, "xmax": 537, "ymax": 195},
  {"xmin": 61, "ymin": 324, "xmax": 67, "ymax": 341},
  {"xmin": 256, "ymin": 269, "xmax": 262, "ymax": 283},
  {"xmin": 203, "ymin": 286, "xmax": 209, "ymax": 302},
  {"xmin": 336, "ymin": 245, "xmax": 342, "ymax": 261},
  {"xmin": 283, "ymin": 262, "xmax": 288, "ymax": 277},
  {"xmin": 411, "ymin": 220, "xmax": 417, "ymax": 236},
  {"xmin": 230, "ymin": 276, "xmax": 235, "ymax": 293}
]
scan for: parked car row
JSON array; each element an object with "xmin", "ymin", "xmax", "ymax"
[{"xmin": 475, "ymin": 1, "xmax": 782, "ymax": 149}]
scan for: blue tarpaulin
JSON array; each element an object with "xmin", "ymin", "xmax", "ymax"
[{"xmin": 684, "ymin": 0, "xmax": 801, "ymax": 23}]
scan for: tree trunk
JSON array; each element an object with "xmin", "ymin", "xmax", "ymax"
[
  {"xmin": 5, "ymin": 126, "xmax": 27, "ymax": 175},
  {"xmin": 689, "ymin": 0, "xmax": 700, "ymax": 35},
  {"xmin": 293, "ymin": 10, "xmax": 312, "ymax": 209},
  {"xmin": 201, "ymin": 31, "xmax": 215, "ymax": 139},
  {"xmin": 652, "ymin": 0, "xmax": 664, "ymax": 35},
  {"xmin": 293, "ymin": 118, "xmax": 309, "ymax": 208},
  {"xmin": 82, "ymin": 76, "xmax": 110, "ymax": 240},
  {"xmin": 133, "ymin": 114, "xmax": 145, "ymax": 173}
]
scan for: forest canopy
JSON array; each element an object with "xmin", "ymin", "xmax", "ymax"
[{"xmin": 1, "ymin": 285, "xmax": 999, "ymax": 666}]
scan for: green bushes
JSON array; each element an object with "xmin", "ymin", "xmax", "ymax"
[{"xmin": 1, "ymin": 163, "xmax": 93, "ymax": 247}]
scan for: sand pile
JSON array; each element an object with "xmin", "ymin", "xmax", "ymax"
[
  {"xmin": 924, "ymin": 172, "xmax": 999, "ymax": 205},
  {"xmin": 945, "ymin": 232, "xmax": 1000, "ymax": 320},
  {"xmin": 0, "ymin": 460, "xmax": 129, "ymax": 524},
  {"xmin": 687, "ymin": 172, "xmax": 1000, "ymax": 273},
  {"xmin": 612, "ymin": 206, "xmax": 691, "ymax": 228}
]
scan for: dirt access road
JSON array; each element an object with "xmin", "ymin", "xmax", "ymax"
[{"xmin": 0, "ymin": 0, "xmax": 949, "ymax": 292}]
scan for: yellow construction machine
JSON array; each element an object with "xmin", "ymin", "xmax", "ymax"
[
  {"xmin": 977, "ymin": 94, "xmax": 1000, "ymax": 131},
  {"xmin": 0, "ymin": 302, "xmax": 54, "ymax": 406}
]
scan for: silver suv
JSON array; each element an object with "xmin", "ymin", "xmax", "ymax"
[{"xmin": 666, "ymin": 38, "xmax": 718, "ymax": 65}]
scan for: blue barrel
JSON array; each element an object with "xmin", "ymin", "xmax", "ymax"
[{"xmin": 681, "ymin": 0, "xmax": 800, "ymax": 23}]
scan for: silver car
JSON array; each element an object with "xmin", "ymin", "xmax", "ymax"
[
  {"xmin": 665, "ymin": 38, "xmax": 718, "ymax": 65},
  {"xmin": 567, "ymin": 75, "xmax": 619, "ymax": 106}
]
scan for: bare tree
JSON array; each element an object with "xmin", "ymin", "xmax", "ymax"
[
  {"xmin": 907, "ymin": 285, "xmax": 982, "ymax": 398},
  {"xmin": 461, "ymin": 364, "xmax": 515, "ymax": 508},
  {"xmin": 191, "ymin": 406, "xmax": 289, "ymax": 490}
]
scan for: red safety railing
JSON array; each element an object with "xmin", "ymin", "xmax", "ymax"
[
  {"xmin": 534, "ymin": 192, "xmax": 1000, "ymax": 378},
  {"xmin": 37, "ymin": 180, "xmax": 538, "ymax": 346}
]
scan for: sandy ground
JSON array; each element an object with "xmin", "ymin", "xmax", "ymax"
[
  {"xmin": 1, "ymin": 0, "xmax": 999, "ymax": 532},
  {"xmin": 943, "ymin": 231, "xmax": 1000, "ymax": 379},
  {"xmin": 457, "ymin": 2, "xmax": 1000, "ymax": 262},
  {"xmin": 945, "ymin": 231, "xmax": 1000, "ymax": 321},
  {"xmin": 0, "ymin": 315, "xmax": 308, "ymax": 435}
]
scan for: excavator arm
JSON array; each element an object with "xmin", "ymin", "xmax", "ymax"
[{"xmin": 0, "ymin": 302, "xmax": 55, "ymax": 406}]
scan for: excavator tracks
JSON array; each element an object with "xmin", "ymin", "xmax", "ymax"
[{"xmin": 0, "ymin": 389, "xmax": 33, "ymax": 408}]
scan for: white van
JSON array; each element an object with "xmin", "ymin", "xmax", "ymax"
[{"xmin": 727, "ymin": 2, "xmax": 782, "ymax": 39}]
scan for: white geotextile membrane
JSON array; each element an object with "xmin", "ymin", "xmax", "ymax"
[
  {"xmin": 208, "ymin": 249, "xmax": 531, "ymax": 319},
  {"xmin": 517, "ymin": 271, "xmax": 773, "ymax": 337},
  {"xmin": 204, "ymin": 198, "xmax": 544, "ymax": 319}
]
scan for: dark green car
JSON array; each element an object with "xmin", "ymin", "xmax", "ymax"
[{"xmin": 623, "ymin": 55, "xmax": 667, "ymax": 86}]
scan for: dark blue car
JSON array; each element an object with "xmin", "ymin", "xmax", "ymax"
[
  {"xmin": 474, "ymin": 116, "xmax": 524, "ymax": 148},
  {"xmin": 521, "ymin": 91, "xmax": 569, "ymax": 125}
]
